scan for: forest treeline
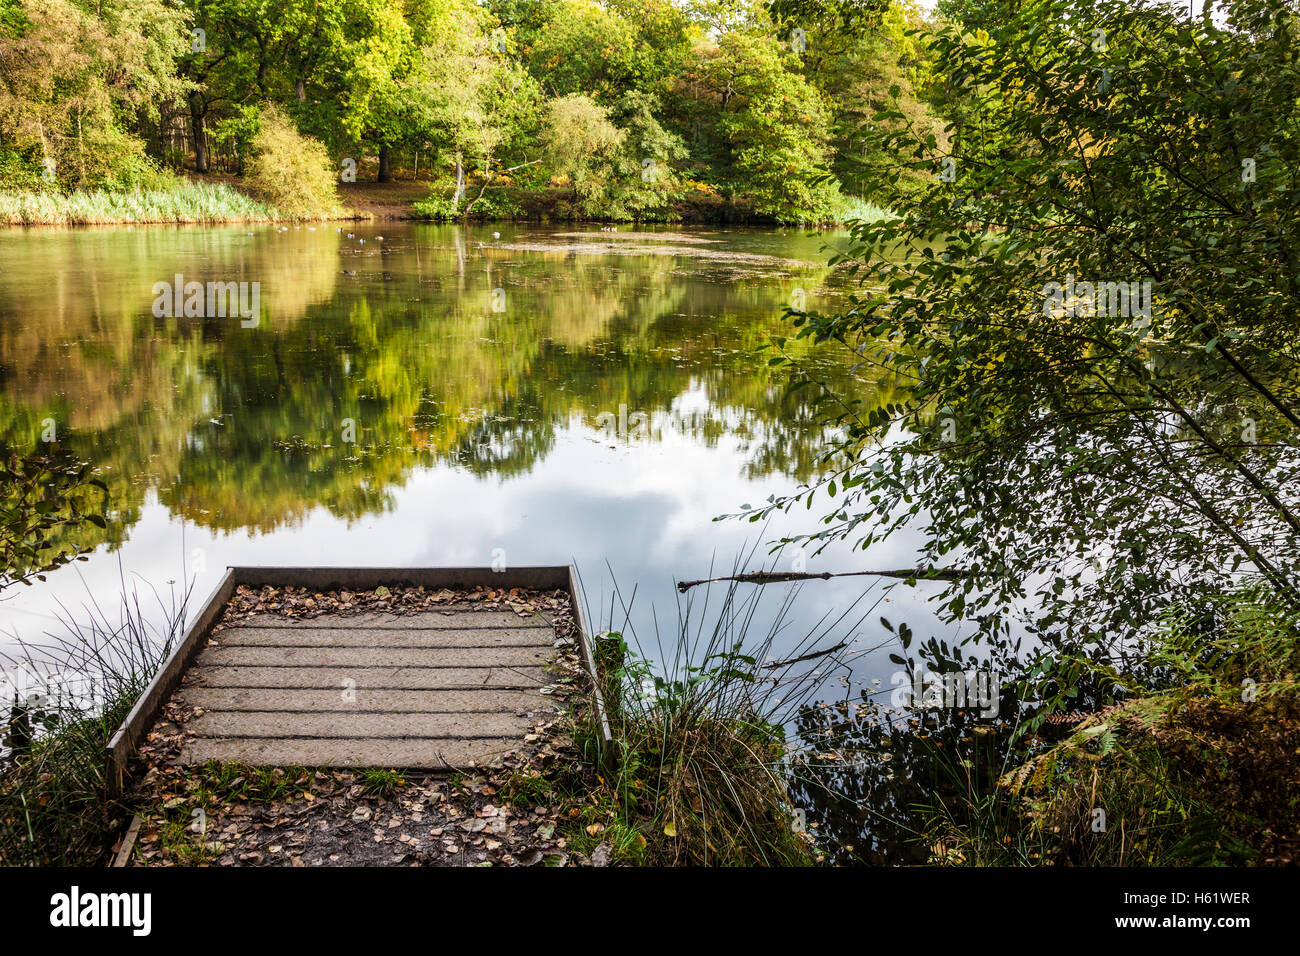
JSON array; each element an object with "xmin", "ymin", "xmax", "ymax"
[{"xmin": 0, "ymin": 0, "xmax": 943, "ymax": 223}]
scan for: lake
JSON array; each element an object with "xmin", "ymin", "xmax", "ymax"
[{"xmin": 0, "ymin": 221, "xmax": 959, "ymax": 859}]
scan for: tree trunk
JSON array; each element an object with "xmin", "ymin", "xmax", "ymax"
[
  {"xmin": 189, "ymin": 93, "xmax": 209, "ymax": 174},
  {"xmin": 378, "ymin": 144, "xmax": 393, "ymax": 183},
  {"xmin": 296, "ymin": 76, "xmax": 306, "ymax": 101},
  {"xmin": 453, "ymin": 152, "xmax": 465, "ymax": 210}
]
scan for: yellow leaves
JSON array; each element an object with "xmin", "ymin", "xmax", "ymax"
[{"xmin": 663, "ymin": 820, "xmax": 677, "ymax": 837}]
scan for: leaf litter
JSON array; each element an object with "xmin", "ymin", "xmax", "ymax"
[{"xmin": 122, "ymin": 586, "xmax": 609, "ymax": 867}]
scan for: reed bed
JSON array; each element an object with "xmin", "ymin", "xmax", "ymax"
[
  {"xmin": 574, "ymin": 549, "xmax": 883, "ymax": 865},
  {"xmin": 0, "ymin": 182, "xmax": 280, "ymax": 225},
  {"xmin": 0, "ymin": 566, "xmax": 192, "ymax": 865}
]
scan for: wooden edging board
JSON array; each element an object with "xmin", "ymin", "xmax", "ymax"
[
  {"xmin": 104, "ymin": 568, "xmax": 237, "ymax": 798},
  {"xmin": 104, "ymin": 565, "xmax": 613, "ymax": 797}
]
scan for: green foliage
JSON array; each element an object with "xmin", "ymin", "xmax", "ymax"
[
  {"xmin": 590, "ymin": 91, "xmax": 689, "ymax": 220},
  {"xmin": 499, "ymin": 771, "xmax": 555, "ymax": 807},
  {"xmin": 523, "ymin": 0, "xmax": 642, "ymax": 98},
  {"xmin": 591, "ymin": 630, "xmax": 817, "ymax": 865},
  {"xmin": 0, "ymin": 0, "xmax": 941, "ymax": 221},
  {"xmin": 410, "ymin": 188, "xmax": 464, "ymax": 220},
  {"xmin": 0, "ymin": 443, "xmax": 106, "ymax": 593},
  {"xmin": 741, "ymin": 0, "xmax": 1300, "ymax": 867},
  {"xmin": 690, "ymin": 31, "xmax": 842, "ymax": 221},
  {"xmin": 786, "ymin": 0, "xmax": 941, "ymax": 200},
  {"xmin": 0, "ymin": 0, "xmax": 190, "ymax": 190},
  {"xmin": 883, "ymin": 582, "xmax": 1300, "ymax": 867},
  {"xmin": 358, "ymin": 768, "xmax": 405, "ymax": 798},
  {"xmin": 79, "ymin": 127, "xmax": 178, "ymax": 192},
  {"xmin": 544, "ymin": 93, "xmax": 626, "ymax": 212},
  {"xmin": 985, "ymin": 587, "xmax": 1300, "ymax": 866},
  {"xmin": 243, "ymin": 104, "xmax": 343, "ymax": 219},
  {"xmin": 754, "ymin": 0, "xmax": 1300, "ymax": 707},
  {"xmin": 1143, "ymin": 582, "xmax": 1300, "ymax": 692}
]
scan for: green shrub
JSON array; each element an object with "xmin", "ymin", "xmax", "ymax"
[
  {"xmin": 921, "ymin": 585, "xmax": 1300, "ymax": 866},
  {"xmin": 412, "ymin": 185, "xmax": 526, "ymax": 221},
  {"xmin": 823, "ymin": 193, "xmax": 896, "ymax": 226},
  {"xmin": 0, "ymin": 144, "xmax": 45, "ymax": 191},
  {"xmin": 411, "ymin": 187, "xmax": 462, "ymax": 221},
  {"xmin": 73, "ymin": 125, "xmax": 176, "ymax": 192},
  {"xmin": 242, "ymin": 104, "xmax": 342, "ymax": 220}
]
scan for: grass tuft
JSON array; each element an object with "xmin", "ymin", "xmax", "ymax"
[
  {"xmin": 573, "ymin": 553, "xmax": 876, "ymax": 865},
  {"xmin": 0, "ymin": 566, "xmax": 192, "ymax": 865},
  {"xmin": 358, "ymin": 768, "xmax": 405, "ymax": 799}
]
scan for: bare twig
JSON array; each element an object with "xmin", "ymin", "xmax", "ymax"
[
  {"xmin": 676, "ymin": 568, "xmax": 968, "ymax": 593},
  {"xmin": 761, "ymin": 641, "xmax": 848, "ymax": 670}
]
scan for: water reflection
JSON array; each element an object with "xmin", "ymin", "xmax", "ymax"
[
  {"xmin": 0, "ymin": 221, "xmax": 950, "ymax": 861},
  {"xmin": 0, "ymin": 224, "xmax": 891, "ymax": 544}
]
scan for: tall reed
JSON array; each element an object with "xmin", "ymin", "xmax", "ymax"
[
  {"xmin": 0, "ymin": 182, "xmax": 279, "ymax": 225},
  {"xmin": 578, "ymin": 548, "xmax": 883, "ymax": 865},
  {"xmin": 0, "ymin": 566, "xmax": 192, "ymax": 865}
]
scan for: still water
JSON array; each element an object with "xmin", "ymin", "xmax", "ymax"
[{"xmin": 0, "ymin": 222, "xmax": 962, "ymax": 858}]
